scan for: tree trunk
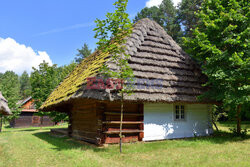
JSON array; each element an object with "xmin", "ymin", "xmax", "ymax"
[
  {"xmin": 212, "ymin": 121, "xmax": 219, "ymax": 131},
  {"xmin": 212, "ymin": 112, "xmax": 219, "ymax": 131},
  {"xmin": 236, "ymin": 105, "xmax": 241, "ymax": 134},
  {"xmin": 119, "ymin": 91, "xmax": 124, "ymax": 153},
  {"xmin": 0, "ymin": 116, "xmax": 3, "ymax": 132}
]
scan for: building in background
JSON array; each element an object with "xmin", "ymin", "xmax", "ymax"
[{"xmin": 10, "ymin": 97, "xmax": 54, "ymax": 128}]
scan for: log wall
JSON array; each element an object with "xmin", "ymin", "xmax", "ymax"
[
  {"xmin": 70, "ymin": 100, "xmax": 101, "ymax": 144},
  {"xmin": 70, "ymin": 100, "xmax": 144, "ymax": 145},
  {"xmin": 97, "ymin": 102, "xmax": 144, "ymax": 144},
  {"xmin": 10, "ymin": 112, "xmax": 54, "ymax": 128}
]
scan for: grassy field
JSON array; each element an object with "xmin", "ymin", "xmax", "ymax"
[{"xmin": 0, "ymin": 122, "xmax": 249, "ymax": 167}]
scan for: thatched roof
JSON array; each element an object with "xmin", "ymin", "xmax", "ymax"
[
  {"xmin": 41, "ymin": 18, "xmax": 208, "ymax": 111},
  {"xmin": 0, "ymin": 92, "xmax": 12, "ymax": 115}
]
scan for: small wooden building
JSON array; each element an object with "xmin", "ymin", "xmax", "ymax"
[
  {"xmin": 41, "ymin": 19, "xmax": 214, "ymax": 145},
  {"xmin": 0, "ymin": 92, "xmax": 11, "ymax": 115},
  {"xmin": 10, "ymin": 97, "xmax": 54, "ymax": 128}
]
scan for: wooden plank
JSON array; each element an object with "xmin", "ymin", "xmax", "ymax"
[
  {"xmin": 103, "ymin": 121, "xmax": 143, "ymax": 124},
  {"xmin": 105, "ymin": 136, "xmax": 138, "ymax": 144},
  {"xmin": 71, "ymin": 134, "xmax": 100, "ymax": 145},
  {"xmin": 103, "ymin": 130, "xmax": 143, "ymax": 134},
  {"xmin": 104, "ymin": 112, "xmax": 143, "ymax": 116}
]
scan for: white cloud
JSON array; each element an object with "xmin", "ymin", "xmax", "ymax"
[
  {"xmin": 146, "ymin": 0, "xmax": 162, "ymax": 8},
  {"xmin": 0, "ymin": 37, "xmax": 52, "ymax": 74},
  {"xmin": 146, "ymin": 0, "xmax": 181, "ymax": 7},
  {"xmin": 173, "ymin": 0, "xmax": 181, "ymax": 6}
]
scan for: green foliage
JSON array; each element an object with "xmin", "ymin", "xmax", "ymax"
[
  {"xmin": 75, "ymin": 43, "xmax": 92, "ymax": 64},
  {"xmin": 134, "ymin": 0, "xmax": 182, "ymax": 42},
  {"xmin": 30, "ymin": 62, "xmax": 61, "ymax": 109},
  {"xmin": 94, "ymin": 0, "xmax": 134, "ymax": 152},
  {"xmin": 242, "ymin": 103, "xmax": 250, "ymax": 121},
  {"xmin": 94, "ymin": 0, "xmax": 134, "ymax": 90},
  {"xmin": 19, "ymin": 71, "xmax": 32, "ymax": 98},
  {"xmin": 184, "ymin": 0, "xmax": 250, "ymax": 129},
  {"xmin": 134, "ymin": 6, "xmax": 164, "ymax": 26},
  {"xmin": 229, "ymin": 127, "xmax": 248, "ymax": 138},
  {"xmin": 30, "ymin": 61, "xmax": 76, "ymax": 122},
  {"xmin": 0, "ymin": 71, "xmax": 21, "ymax": 120},
  {"xmin": 177, "ymin": 0, "xmax": 203, "ymax": 38},
  {"xmin": 159, "ymin": 0, "xmax": 182, "ymax": 41}
]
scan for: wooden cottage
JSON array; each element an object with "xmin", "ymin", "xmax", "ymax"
[
  {"xmin": 0, "ymin": 92, "xmax": 11, "ymax": 115},
  {"xmin": 40, "ymin": 19, "xmax": 214, "ymax": 145},
  {"xmin": 10, "ymin": 97, "xmax": 54, "ymax": 128}
]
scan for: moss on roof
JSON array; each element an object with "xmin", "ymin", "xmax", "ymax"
[{"xmin": 40, "ymin": 51, "xmax": 109, "ymax": 109}]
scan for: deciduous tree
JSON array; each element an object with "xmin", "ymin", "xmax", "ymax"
[
  {"xmin": 184, "ymin": 0, "xmax": 250, "ymax": 134},
  {"xmin": 94, "ymin": 0, "xmax": 134, "ymax": 153},
  {"xmin": 30, "ymin": 61, "xmax": 76, "ymax": 124},
  {"xmin": 0, "ymin": 71, "xmax": 21, "ymax": 130}
]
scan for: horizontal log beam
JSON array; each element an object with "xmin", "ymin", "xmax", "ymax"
[
  {"xmin": 103, "ymin": 130, "xmax": 143, "ymax": 134},
  {"xmin": 104, "ymin": 112, "xmax": 143, "ymax": 116},
  {"xmin": 103, "ymin": 121, "xmax": 143, "ymax": 124}
]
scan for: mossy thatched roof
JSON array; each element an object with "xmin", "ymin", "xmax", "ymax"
[
  {"xmin": 0, "ymin": 92, "xmax": 11, "ymax": 115},
  {"xmin": 41, "ymin": 18, "xmax": 208, "ymax": 111}
]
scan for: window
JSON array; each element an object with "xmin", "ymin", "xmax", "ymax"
[{"xmin": 174, "ymin": 105, "xmax": 185, "ymax": 120}]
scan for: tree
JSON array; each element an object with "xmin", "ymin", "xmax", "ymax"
[
  {"xmin": 184, "ymin": 0, "xmax": 250, "ymax": 134},
  {"xmin": 159, "ymin": 0, "xmax": 182, "ymax": 42},
  {"xmin": 134, "ymin": 0, "xmax": 182, "ymax": 42},
  {"xmin": 177, "ymin": 0, "xmax": 203, "ymax": 38},
  {"xmin": 134, "ymin": 6, "xmax": 164, "ymax": 26},
  {"xmin": 30, "ymin": 62, "xmax": 60, "ymax": 125},
  {"xmin": 94, "ymin": 0, "xmax": 134, "ymax": 153},
  {"xmin": 75, "ymin": 43, "xmax": 92, "ymax": 63},
  {"xmin": 30, "ymin": 61, "xmax": 76, "ymax": 124},
  {"xmin": 19, "ymin": 71, "xmax": 32, "ymax": 98},
  {"xmin": 0, "ymin": 71, "xmax": 21, "ymax": 131}
]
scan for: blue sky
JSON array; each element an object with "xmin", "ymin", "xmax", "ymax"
[{"xmin": 0, "ymin": 0, "xmax": 180, "ymax": 74}]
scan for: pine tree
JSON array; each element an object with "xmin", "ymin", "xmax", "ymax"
[
  {"xmin": 75, "ymin": 43, "xmax": 92, "ymax": 63},
  {"xmin": 19, "ymin": 71, "xmax": 32, "ymax": 98}
]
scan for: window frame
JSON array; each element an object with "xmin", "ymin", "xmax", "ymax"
[{"xmin": 173, "ymin": 104, "xmax": 186, "ymax": 121}]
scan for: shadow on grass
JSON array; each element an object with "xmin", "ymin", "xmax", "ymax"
[
  {"xmin": 2, "ymin": 125, "xmax": 67, "ymax": 133},
  {"xmin": 33, "ymin": 132, "xmax": 106, "ymax": 152},
  {"xmin": 32, "ymin": 130, "xmax": 250, "ymax": 154},
  {"xmin": 183, "ymin": 130, "xmax": 250, "ymax": 144}
]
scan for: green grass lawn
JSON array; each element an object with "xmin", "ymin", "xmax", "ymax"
[{"xmin": 0, "ymin": 122, "xmax": 249, "ymax": 167}]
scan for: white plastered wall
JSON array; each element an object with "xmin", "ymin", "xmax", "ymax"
[{"xmin": 143, "ymin": 103, "xmax": 213, "ymax": 141}]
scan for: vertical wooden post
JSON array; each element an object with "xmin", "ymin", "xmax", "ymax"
[
  {"xmin": 68, "ymin": 111, "xmax": 72, "ymax": 137},
  {"xmin": 119, "ymin": 92, "xmax": 124, "ymax": 153},
  {"xmin": 0, "ymin": 116, "xmax": 3, "ymax": 132},
  {"xmin": 138, "ymin": 103, "xmax": 144, "ymax": 141},
  {"xmin": 96, "ymin": 102, "xmax": 106, "ymax": 145}
]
